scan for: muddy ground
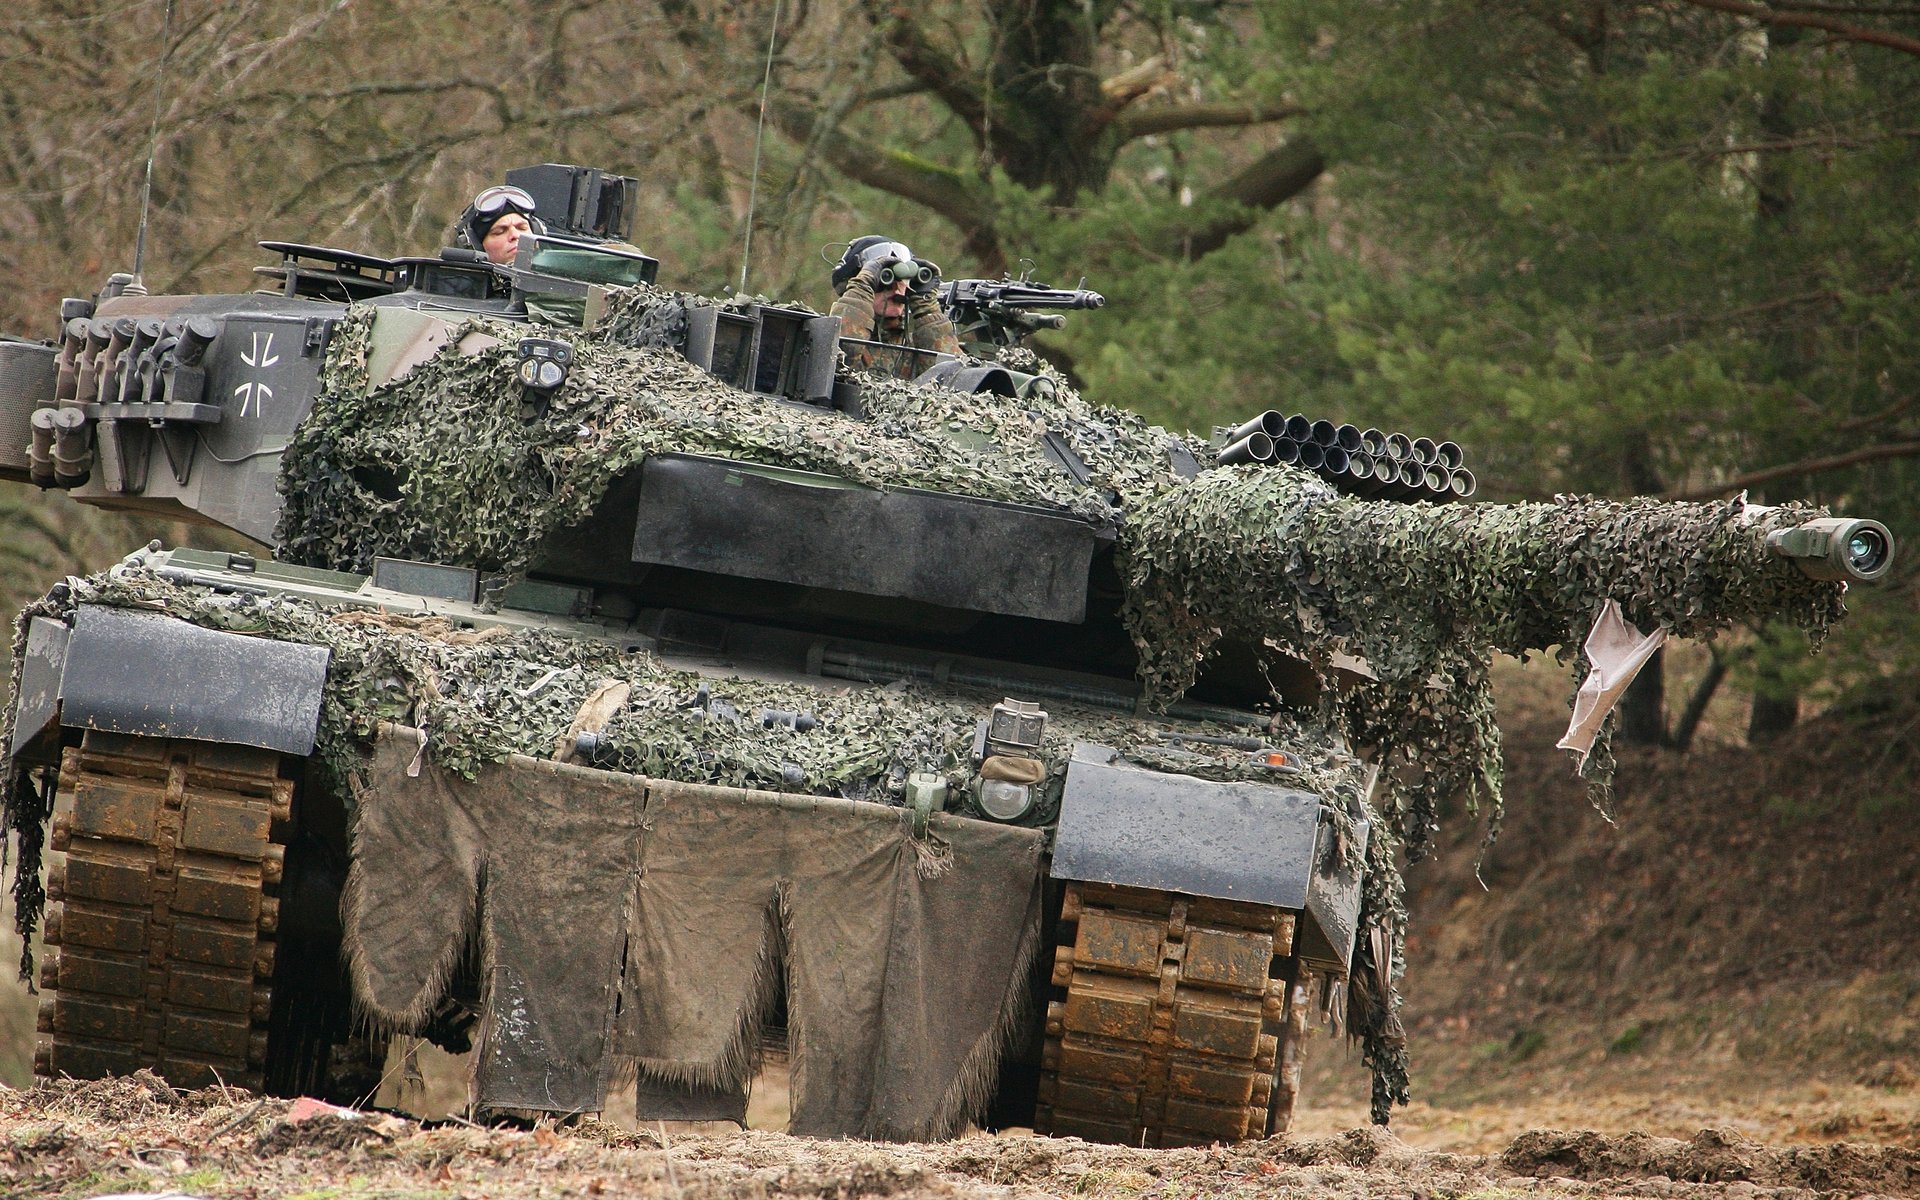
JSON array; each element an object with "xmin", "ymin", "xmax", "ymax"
[
  {"xmin": 5, "ymin": 1071, "xmax": 1919, "ymax": 1200},
  {"xmin": 5, "ymin": 654, "xmax": 1919, "ymax": 1198}
]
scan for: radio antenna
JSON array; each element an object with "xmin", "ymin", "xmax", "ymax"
[
  {"xmin": 130, "ymin": 0, "xmax": 179, "ymax": 294},
  {"xmin": 738, "ymin": 0, "xmax": 782, "ymax": 295}
]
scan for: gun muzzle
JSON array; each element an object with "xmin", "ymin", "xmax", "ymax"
[{"xmin": 1767, "ymin": 517, "xmax": 1895, "ymax": 583}]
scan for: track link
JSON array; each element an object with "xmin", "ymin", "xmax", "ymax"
[
  {"xmin": 1035, "ymin": 881, "xmax": 1299, "ymax": 1147},
  {"xmin": 35, "ymin": 731, "xmax": 288, "ymax": 1091}
]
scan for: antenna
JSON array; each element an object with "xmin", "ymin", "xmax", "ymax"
[
  {"xmin": 129, "ymin": 0, "xmax": 179, "ymax": 295},
  {"xmin": 738, "ymin": 0, "xmax": 783, "ymax": 296}
]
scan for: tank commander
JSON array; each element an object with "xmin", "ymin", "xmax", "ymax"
[
  {"xmin": 452, "ymin": 184, "xmax": 546, "ymax": 266},
  {"xmin": 830, "ymin": 235, "xmax": 961, "ymax": 375}
]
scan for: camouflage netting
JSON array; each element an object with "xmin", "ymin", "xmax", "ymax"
[
  {"xmin": 260, "ymin": 282, "xmax": 1855, "ymax": 1124},
  {"xmin": 0, "ymin": 564, "xmax": 1373, "ymax": 943},
  {"xmin": 6, "ymin": 281, "xmax": 1858, "ymax": 1128},
  {"xmin": 1119, "ymin": 469, "xmax": 1845, "ymax": 1119},
  {"xmin": 1123, "ymin": 468, "xmax": 1845, "ymax": 852},
  {"xmin": 277, "ymin": 292, "xmax": 1138, "ymax": 574}
]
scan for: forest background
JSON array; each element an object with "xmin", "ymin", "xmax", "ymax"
[{"xmin": 2, "ymin": 0, "xmax": 1916, "ymax": 745}]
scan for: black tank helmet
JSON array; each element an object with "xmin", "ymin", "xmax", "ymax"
[{"xmin": 831, "ymin": 235, "xmax": 915, "ymax": 292}]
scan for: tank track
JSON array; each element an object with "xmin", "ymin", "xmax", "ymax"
[
  {"xmin": 1035, "ymin": 881, "xmax": 1302, "ymax": 1147},
  {"xmin": 35, "ymin": 731, "xmax": 288, "ymax": 1091}
]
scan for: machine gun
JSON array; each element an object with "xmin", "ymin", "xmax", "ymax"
[{"xmin": 938, "ymin": 272, "xmax": 1105, "ymax": 351}]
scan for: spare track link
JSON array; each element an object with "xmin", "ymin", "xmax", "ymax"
[
  {"xmin": 1036, "ymin": 881, "xmax": 1296, "ymax": 1147},
  {"xmin": 35, "ymin": 731, "xmax": 289, "ymax": 1091}
]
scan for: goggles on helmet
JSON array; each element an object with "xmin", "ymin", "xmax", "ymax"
[
  {"xmin": 858, "ymin": 240, "xmax": 915, "ymax": 266},
  {"xmin": 473, "ymin": 184, "xmax": 538, "ymax": 220}
]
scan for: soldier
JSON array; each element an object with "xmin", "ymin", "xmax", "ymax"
[
  {"xmin": 454, "ymin": 184, "xmax": 546, "ymax": 266},
  {"xmin": 830, "ymin": 235, "xmax": 961, "ymax": 376}
]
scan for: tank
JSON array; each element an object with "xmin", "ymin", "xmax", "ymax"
[{"xmin": 0, "ymin": 163, "xmax": 1897, "ymax": 1145}]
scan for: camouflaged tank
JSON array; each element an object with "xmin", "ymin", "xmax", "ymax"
[{"xmin": 0, "ymin": 164, "xmax": 1896, "ymax": 1144}]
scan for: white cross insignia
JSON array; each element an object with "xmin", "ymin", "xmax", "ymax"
[{"xmin": 233, "ymin": 330, "xmax": 280, "ymax": 417}]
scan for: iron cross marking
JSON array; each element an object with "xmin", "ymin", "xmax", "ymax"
[{"xmin": 234, "ymin": 330, "xmax": 280, "ymax": 417}]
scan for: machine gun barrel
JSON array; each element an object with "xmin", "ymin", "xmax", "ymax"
[
  {"xmin": 939, "ymin": 278, "xmax": 1107, "ymax": 313},
  {"xmin": 939, "ymin": 276, "xmax": 1106, "ymax": 350}
]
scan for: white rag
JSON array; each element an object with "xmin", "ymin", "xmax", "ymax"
[{"xmin": 1557, "ymin": 599, "xmax": 1667, "ymax": 767}]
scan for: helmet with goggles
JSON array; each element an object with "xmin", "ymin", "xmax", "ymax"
[
  {"xmin": 832, "ymin": 235, "xmax": 934, "ymax": 293},
  {"xmin": 461, "ymin": 184, "xmax": 546, "ymax": 252}
]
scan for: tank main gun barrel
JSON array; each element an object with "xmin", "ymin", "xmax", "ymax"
[
  {"xmin": 1123, "ymin": 470, "xmax": 1898, "ymax": 702},
  {"xmin": 1767, "ymin": 516, "xmax": 1895, "ymax": 583}
]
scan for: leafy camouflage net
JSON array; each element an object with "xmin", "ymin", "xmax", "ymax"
[
  {"xmin": 1123, "ymin": 467, "xmax": 1845, "ymax": 848},
  {"xmin": 259, "ymin": 283, "xmax": 1858, "ymax": 1125},
  {"xmin": 0, "ymin": 562, "xmax": 1372, "ymax": 937},
  {"xmin": 278, "ymin": 298, "xmax": 1138, "ymax": 575}
]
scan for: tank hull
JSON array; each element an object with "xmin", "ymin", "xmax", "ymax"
[{"xmin": 14, "ymin": 556, "xmax": 1365, "ymax": 1142}]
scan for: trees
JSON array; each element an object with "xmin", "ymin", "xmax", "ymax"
[
  {"xmin": 1, "ymin": 0, "xmax": 1912, "ymax": 717},
  {"xmin": 1270, "ymin": 0, "xmax": 1920, "ymax": 730},
  {"xmin": 651, "ymin": 1, "xmax": 1321, "ymax": 272}
]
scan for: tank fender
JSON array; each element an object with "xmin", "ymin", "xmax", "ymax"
[
  {"xmin": 8, "ymin": 615, "xmax": 71, "ymax": 759},
  {"xmin": 51, "ymin": 603, "xmax": 329, "ymax": 755},
  {"xmin": 1051, "ymin": 742, "xmax": 1367, "ymax": 976}
]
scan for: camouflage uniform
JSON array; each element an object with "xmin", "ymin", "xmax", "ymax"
[{"xmin": 831, "ymin": 272, "xmax": 961, "ymax": 379}]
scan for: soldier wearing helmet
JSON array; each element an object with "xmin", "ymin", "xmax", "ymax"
[
  {"xmin": 830, "ymin": 235, "xmax": 961, "ymax": 375},
  {"xmin": 453, "ymin": 184, "xmax": 547, "ymax": 266}
]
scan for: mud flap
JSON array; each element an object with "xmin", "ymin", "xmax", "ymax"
[
  {"xmin": 1052, "ymin": 742, "xmax": 1366, "ymax": 976},
  {"xmin": 8, "ymin": 616, "xmax": 69, "ymax": 759},
  {"xmin": 54, "ymin": 605, "xmax": 329, "ymax": 756}
]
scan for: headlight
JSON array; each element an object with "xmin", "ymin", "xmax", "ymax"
[{"xmin": 975, "ymin": 778, "xmax": 1034, "ymax": 822}]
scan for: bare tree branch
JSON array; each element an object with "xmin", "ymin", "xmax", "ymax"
[
  {"xmin": 1164, "ymin": 135, "xmax": 1325, "ymax": 259},
  {"xmin": 858, "ymin": 0, "xmax": 990, "ymax": 139},
  {"xmin": 1665, "ymin": 439, "xmax": 1920, "ymax": 500},
  {"xmin": 1111, "ymin": 100, "xmax": 1307, "ymax": 142},
  {"xmin": 1676, "ymin": 0, "xmax": 1920, "ymax": 57},
  {"xmin": 763, "ymin": 96, "xmax": 1003, "ymax": 266}
]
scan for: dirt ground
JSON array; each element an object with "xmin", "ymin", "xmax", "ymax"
[
  {"xmin": 5, "ymin": 653, "xmax": 1919, "ymax": 1198},
  {"xmin": 5, "ymin": 1070, "xmax": 1919, "ymax": 1200}
]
